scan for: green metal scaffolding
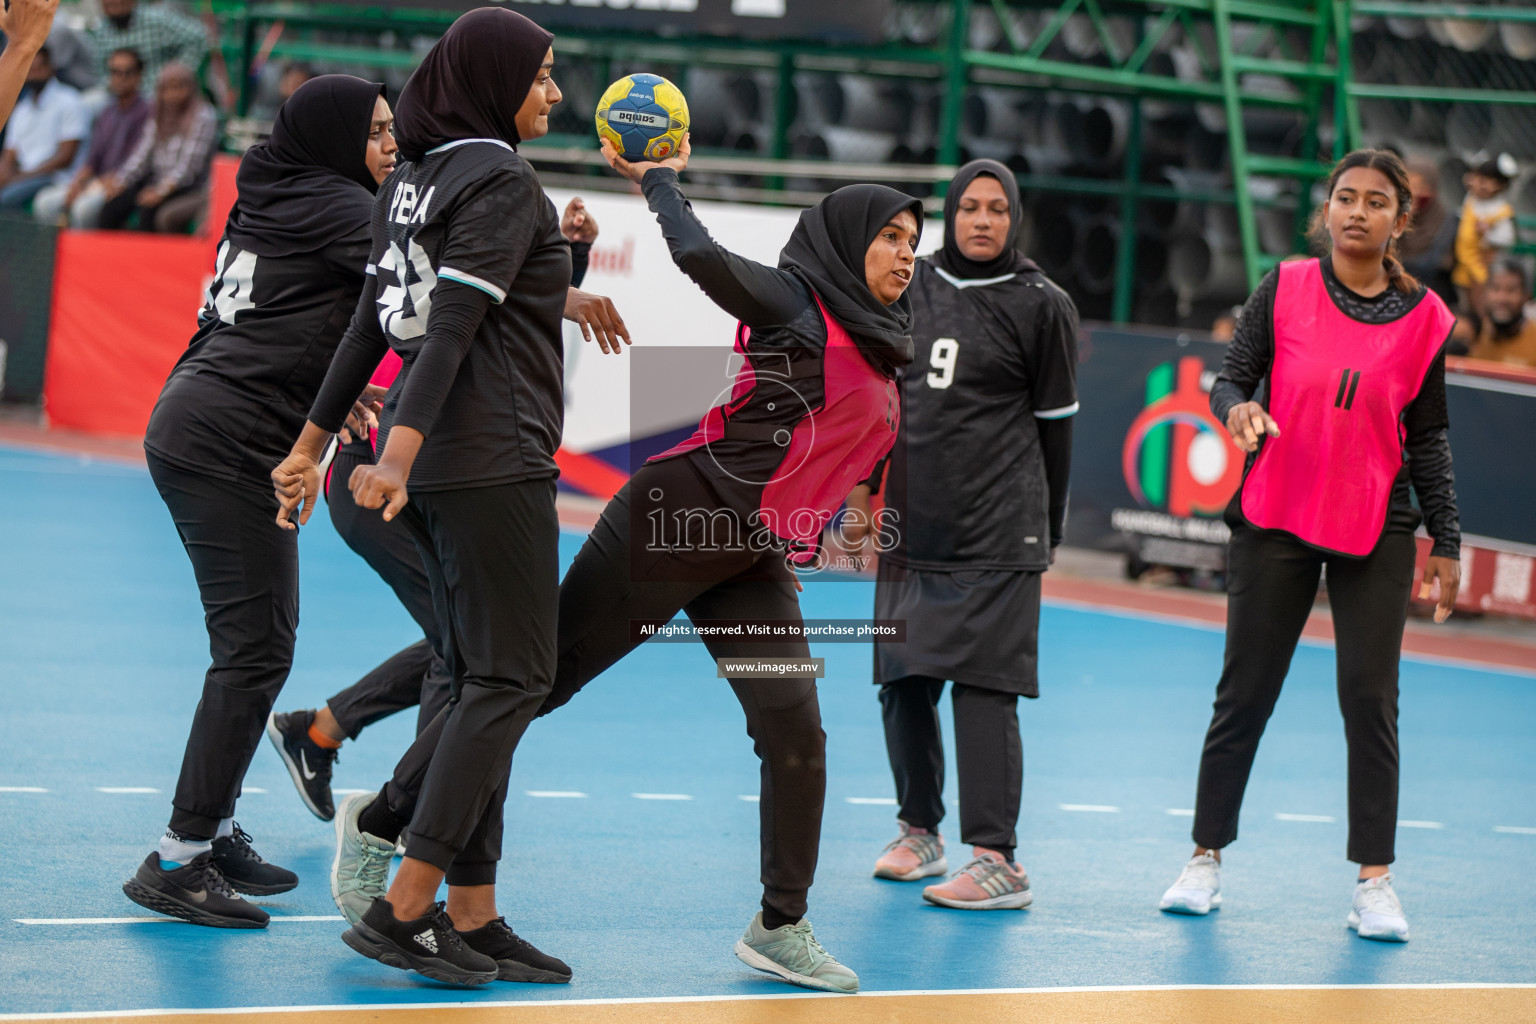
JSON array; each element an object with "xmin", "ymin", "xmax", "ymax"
[{"xmin": 214, "ymin": 0, "xmax": 1536, "ymax": 321}]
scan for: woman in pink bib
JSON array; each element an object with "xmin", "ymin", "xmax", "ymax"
[{"xmin": 1157, "ymin": 150, "xmax": 1461, "ymax": 944}]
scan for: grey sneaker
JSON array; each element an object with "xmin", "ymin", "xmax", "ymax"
[
  {"xmin": 332, "ymin": 791, "xmax": 396, "ymax": 926},
  {"xmin": 1349, "ymin": 874, "xmax": 1409, "ymax": 943},
  {"xmin": 733, "ymin": 912, "xmax": 859, "ymax": 993},
  {"xmin": 873, "ymin": 822, "xmax": 947, "ymax": 881}
]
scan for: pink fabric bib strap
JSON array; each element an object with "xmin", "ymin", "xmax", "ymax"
[
  {"xmin": 647, "ymin": 294, "xmax": 899, "ymax": 564},
  {"xmin": 1239, "ymin": 259, "xmax": 1454, "ymax": 556}
]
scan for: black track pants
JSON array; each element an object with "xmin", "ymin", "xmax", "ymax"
[
  {"xmin": 880, "ymin": 677, "xmax": 1023, "ymax": 853},
  {"xmin": 1192, "ymin": 523, "xmax": 1416, "ymax": 865},
  {"xmin": 386, "ymin": 458, "xmax": 826, "ymax": 919},
  {"xmin": 322, "ymin": 448, "xmax": 452, "ymax": 738},
  {"xmin": 388, "ymin": 479, "xmax": 559, "ymax": 887},
  {"xmin": 149, "ymin": 453, "xmax": 300, "ymax": 839}
]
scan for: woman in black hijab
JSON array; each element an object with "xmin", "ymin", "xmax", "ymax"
[
  {"xmin": 128, "ymin": 75, "xmax": 398, "ymax": 930},
  {"xmin": 848, "ymin": 159, "xmax": 1081, "ymax": 911},
  {"xmin": 274, "ymin": 7, "xmax": 592, "ymax": 988},
  {"xmin": 544, "ymin": 138, "xmax": 920, "ymax": 992}
]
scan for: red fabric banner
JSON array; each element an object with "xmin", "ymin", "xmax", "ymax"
[{"xmin": 42, "ymin": 156, "xmax": 239, "ymax": 436}]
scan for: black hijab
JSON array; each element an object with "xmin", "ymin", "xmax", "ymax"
[
  {"xmin": 931, "ymin": 158, "xmax": 1033, "ymax": 279},
  {"xmin": 779, "ymin": 184, "xmax": 924, "ymax": 372},
  {"xmin": 393, "ymin": 7, "xmax": 554, "ymax": 161},
  {"xmin": 225, "ymin": 75, "xmax": 384, "ymax": 259}
]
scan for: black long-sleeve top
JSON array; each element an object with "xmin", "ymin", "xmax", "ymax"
[
  {"xmin": 1211, "ymin": 257, "xmax": 1460, "ymax": 558},
  {"xmin": 642, "ymin": 168, "xmax": 811, "ymax": 328}
]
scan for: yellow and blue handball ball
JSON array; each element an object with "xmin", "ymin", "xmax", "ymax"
[{"xmin": 595, "ymin": 72, "xmax": 689, "ymax": 163}]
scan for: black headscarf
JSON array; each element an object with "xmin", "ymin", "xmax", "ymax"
[
  {"xmin": 779, "ymin": 184, "xmax": 924, "ymax": 372},
  {"xmin": 393, "ymin": 8, "xmax": 554, "ymax": 161},
  {"xmin": 930, "ymin": 158, "xmax": 1033, "ymax": 280},
  {"xmin": 225, "ymin": 75, "xmax": 384, "ymax": 259}
]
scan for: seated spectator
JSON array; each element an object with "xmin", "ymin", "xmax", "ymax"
[
  {"xmin": 45, "ymin": 21, "xmax": 98, "ymax": 92},
  {"xmin": 1453, "ymin": 155, "xmax": 1518, "ymax": 318},
  {"xmin": 0, "ymin": 44, "xmax": 86, "ymax": 209},
  {"xmin": 34, "ymin": 46, "xmax": 147, "ymax": 227},
  {"xmin": 88, "ymin": 0, "xmax": 206, "ymax": 98},
  {"xmin": 1400, "ymin": 157, "xmax": 1457, "ymax": 308},
  {"xmin": 1467, "ymin": 258, "xmax": 1536, "ymax": 369},
  {"xmin": 97, "ymin": 61, "xmax": 214, "ymax": 232}
]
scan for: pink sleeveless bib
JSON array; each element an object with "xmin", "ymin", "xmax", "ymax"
[
  {"xmin": 1240, "ymin": 259, "xmax": 1453, "ymax": 556},
  {"xmin": 650, "ymin": 294, "xmax": 899, "ymax": 563}
]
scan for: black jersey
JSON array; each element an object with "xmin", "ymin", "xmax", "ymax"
[
  {"xmin": 367, "ymin": 139, "xmax": 570, "ymax": 491},
  {"xmin": 882, "ymin": 259, "xmax": 1079, "ymax": 571},
  {"xmin": 145, "ymin": 228, "xmax": 372, "ymax": 487}
]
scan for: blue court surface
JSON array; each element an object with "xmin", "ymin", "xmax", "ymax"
[{"xmin": 1, "ymin": 444, "xmax": 1533, "ymax": 1020}]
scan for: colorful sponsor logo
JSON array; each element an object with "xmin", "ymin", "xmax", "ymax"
[{"xmin": 1121, "ymin": 355, "xmax": 1242, "ymax": 517}]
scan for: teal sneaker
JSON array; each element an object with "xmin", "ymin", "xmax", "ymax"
[
  {"xmin": 332, "ymin": 791, "xmax": 395, "ymax": 926},
  {"xmin": 733, "ymin": 912, "xmax": 859, "ymax": 993}
]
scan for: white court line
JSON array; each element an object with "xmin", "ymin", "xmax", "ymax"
[
  {"xmin": 1275, "ymin": 813, "xmax": 1337, "ymax": 823},
  {"xmin": 1166, "ymin": 808, "xmax": 1194, "ymax": 816},
  {"xmin": 631, "ymin": 793, "xmax": 692, "ymax": 801},
  {"xmin": 738, "ymin": 795, "xmax": 760, "ymax": 802},
  {"xmin": 95, "ymin": 787, "xmax": 158, "ymax": 794},
  {"xmin": 14, "ymin": 916, "xmax": 343, "ymax": 926},
  {"xmin": 845, "ymin": 797, "xmax": 897, "ymax": 805},
  {"xmin": 1398, "ymin": 820, "xmax": 1444, "ymax": 829},
  {"xmin": 525, "ymin": 790, "xmax": 587, "ymax": 798},
  {"xmin": 5, "ymin": 983, "xmax": 1534, "ymax": 1020},
  {"xmin": 243, "ymin": 787, "xmax": 267, "ymax": 794},
  {"xmin": 333, "ymin": 788, "xmax": 372, "ymax": 795},
  {"xmin": 0, "ymin": 787, "xmax": 47, "ymax": 793},
  {"xmin": 1060, "ymin": 804, "xmax": 1120, "ymax": 813},
  {"xmin": 1495, "ymin": 825, "xmax": 1536, "ymax": 835}
]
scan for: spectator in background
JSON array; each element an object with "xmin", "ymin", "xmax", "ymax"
[
  {"xmin": 0, "ymin": 0, "xmax": 59, "ymax": 131},
  {"xmin": 0, "ymin": 45, "xmax": 86, "ymax": 209},
  {"xmin": 44, "ymin": 21, "xmax": 98, "ymax": 91},
  {"xmin": 1452, "ymin": 155, "xmax": 1518, "ymax": 318},
  {"xmin": 89, "ymin": 0, "xmax": 206, "ymax": 97},
  {"xmin": 34, "ymin": 46, "xmax": 147, "ymax": 227},
  {"xmin": 1399, "ymin": 157, "xmax": 1457, "ymax": 308},
  {"xmin": 1467, "ymin": 258, "xmax": 1536, "ymax": 369},
  {"xmin": 98, "ymin": 61, "xmax": 214, "ymax": 232},
  {"xmin": 277, "ymin": 61, "xmax": 314, "ymax": 106}
]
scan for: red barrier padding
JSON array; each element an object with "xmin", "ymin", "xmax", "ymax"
[{"xmin": 42, "ymin": 155, "xmax": 240, "ymax": 436}]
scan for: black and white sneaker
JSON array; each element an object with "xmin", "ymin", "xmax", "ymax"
[
  {"xmin": 342, "ymin": 897, "xmax": 498, "ymax": 986},
  {"xmin": 266, "ymin": 709, "xmax": 337, "ymax": 820},
  {"xmin": 458, "ymin": 917, "xmax": 571, "ymax": 983},
  {"xmin": 123, "ymin": 851, "xmax": 269, "ymax": 928},
  {"xmin": 211, "ymin": 823, "xmax": 299, "ymax": 896}
]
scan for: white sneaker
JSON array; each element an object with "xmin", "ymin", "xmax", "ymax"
[
  {"xmin": 1349, "ymin": 874, "xmax": 1409, "ymax": 942},
  {"xmin": 1160, "ymin": 852, "xmax": 1222, "ymax": 915}
]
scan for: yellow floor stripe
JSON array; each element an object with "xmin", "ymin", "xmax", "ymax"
[{"xmin": 20, "ymin": 988, "xmax": 1536, "ymax": 1024}]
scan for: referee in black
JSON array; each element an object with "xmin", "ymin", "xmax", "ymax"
[{"xmin": 849, "ymin": 159, "xmax": 1079, "ymax": 910}]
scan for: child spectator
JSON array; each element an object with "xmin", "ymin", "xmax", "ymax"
[
  {"xmin": 97, "ymin": 61, "xmax": 215, "ymax": 232},
  {"xmin": 1453, "ymin": 154, "xmax": 1518, "ymax": 317},
  {"xmin": 0, "ymin": 45, "xmax": 86, "ymax": 209},
  {"xmin": 34, "ymin": 46, "xmax": 148, "ymax": 227}
]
